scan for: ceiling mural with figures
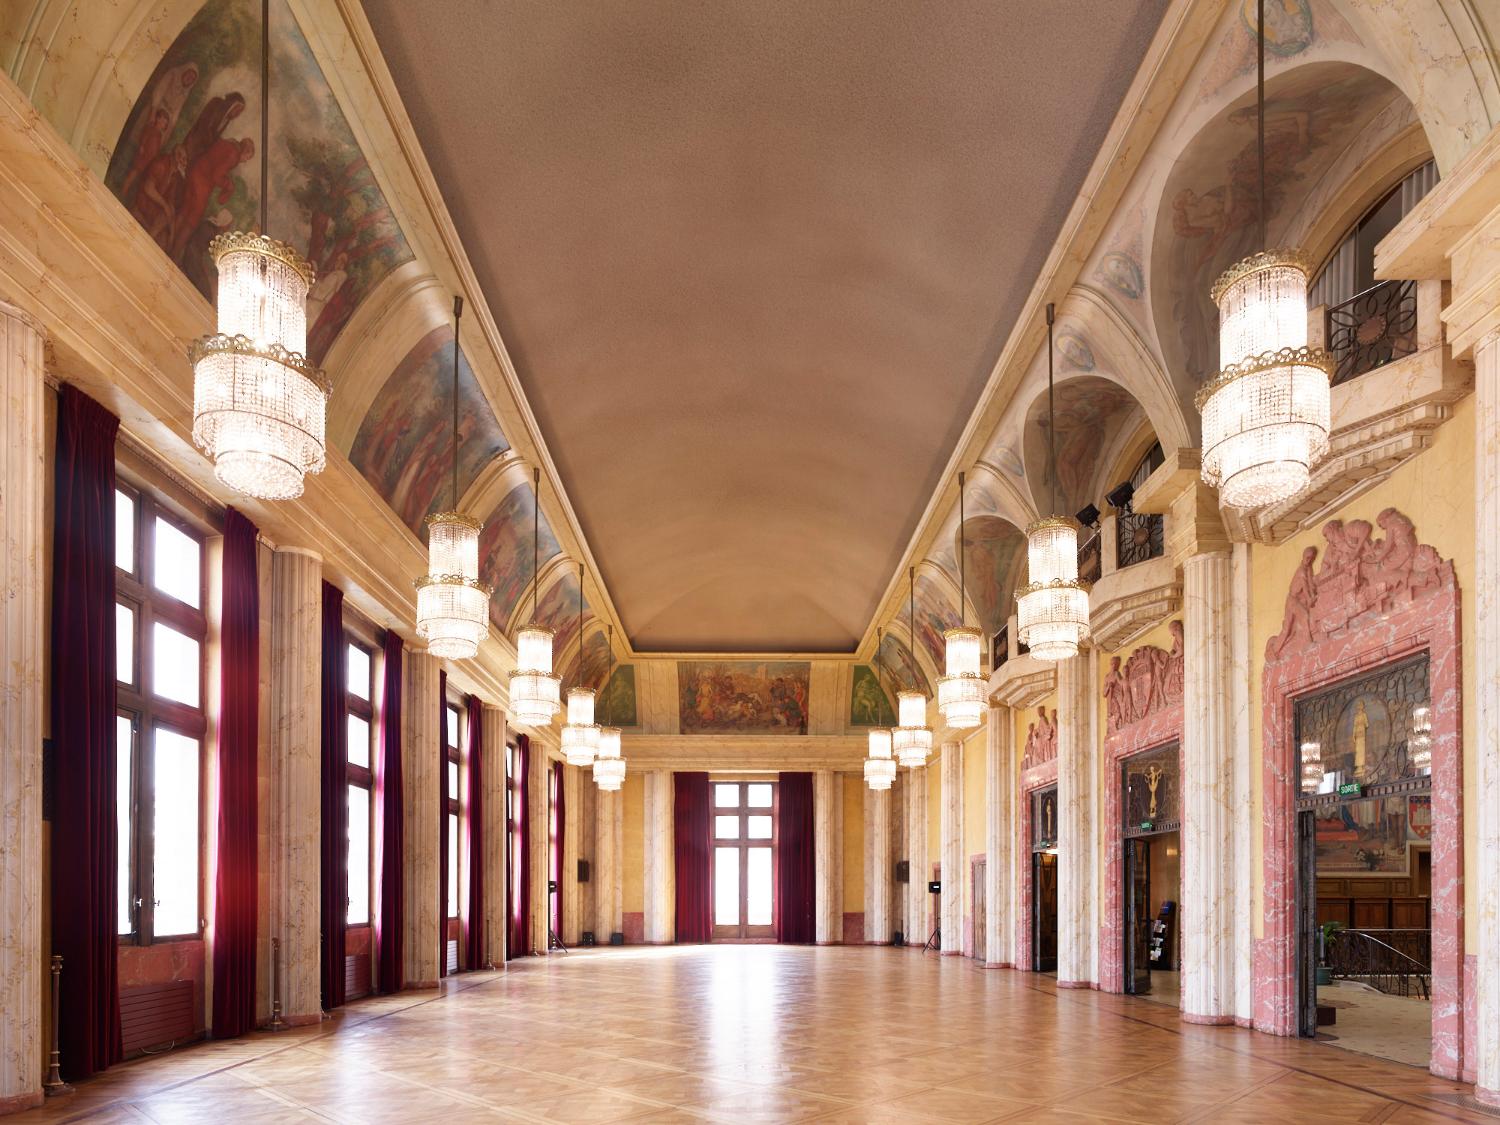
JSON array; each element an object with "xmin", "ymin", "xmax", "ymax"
[
  {"xmin": 104, "ymin": 0, "xmax": 411, "ymax": 364},
  {"xmin": 959, "ymin": 517, "xmax": 1028, "ymax": 636},
  {"xmin": 477, "ymin": 485, "xmax": 562, "ymax": 632}
]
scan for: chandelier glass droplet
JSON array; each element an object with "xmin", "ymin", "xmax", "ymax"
[
  {"xmin": 937, "ymin": 626, "xmax": 984, "ymax": 728},
  {"xmin": 190, "ymin": 234, "xmax": 330, "ymax": 500},
  {"xmin": 1197, "ymin": 252, "xmax": 1331, "ymax": 509},
  {"xmin": 562, "ymin": 687, "xmax": 600, "ymax": 766},
  {"xmin": 864, "ymin": 726, "xmax": 895, "ymax": 791},
  {"xmin": 594, "ymin": 726, "xmax": 626, "ymax": 791},
  {"xmin": 416, "ymin": 512, "xmax": 491, "ymax": 659},
  {"xmin": 509, "ymin": 624, "xmax": 560, "ymax": 727},
  {"xmin": 892, "ymin": 690, "xmax": 932, "ymax": 769},
  {"xmin": 1016, "ymin": 516, "xmax": 1091, "ymax": 661}
]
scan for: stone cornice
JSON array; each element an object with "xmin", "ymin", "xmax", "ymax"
[
  {"xmin": 988, "ymin": 657, "xmax": 1057, "ymax": 708},
  {"xmin": 1089, "ymin": 556, "xmax": 1183, "ymax": 652},
  {"xmin": 619, "ymin": 734, "xmax": 867, "ymax": 771}
]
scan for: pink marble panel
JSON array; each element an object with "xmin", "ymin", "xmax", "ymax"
[
  {"xmin": 1016, "ymin": 757, "xmax": 1058, "ymax": 973},
  {"xmin": 842, "ymin": 911, "xmax": 864, "ymax": 945},
  {"xmin": 1257, "ymin": 515, "xmax": 1462, "ymax": 1078}
]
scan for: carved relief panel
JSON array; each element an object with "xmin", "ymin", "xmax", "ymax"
[{"xmin": 1102, "ymin": 620, "xmax": 1183, "ymax": 736}]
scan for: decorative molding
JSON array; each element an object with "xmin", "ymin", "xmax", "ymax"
[
  {"xmin": 988, "ymin": 657, "xmax": 1056, "ymax": 709},
  {"xmin": 1089, "ymin": 555, "xmax": 1182, "ymax": 651},
  {"xmin": 619, "ymin": 734, "xmax": 866, "ymax": 771}
]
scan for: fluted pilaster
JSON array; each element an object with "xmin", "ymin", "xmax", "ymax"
[
  {"xmin": 594, "ymin": 787, "xmax": 623, "ymax": 941},
  {"xmin": 1475, "ymin": 332, "xmax": 1500, "ymax": 1100},
  {"xmin": 940, "ymin": 742, "xmax": 963, "ymax": 953},
  {"xmin": 481, "ymin": 705, "xmax": 507, "ymax": 967},
  {"xmin": 904, "ymin": 766, "xmax": 929, "ymax": 946},
  {"xmin": 562, "ymin": 764, "xmax": 581, "ymax": 945},
  {"xmin": 864, "ymin": 786, "xmax": 893, "ymax": 944},
  {"xmin": 1056, "ymin": 651, "xmax": 1097, "ymax": 987},
  {"xmin": 266, "ymin": 548, "xmax": 322, "ymax": 1023},
  {"xmin": 985, "ymin": 704, "xmax": 1015, "ymax": 967},
  {"xmin": 642, "ymin": 770, "xmax": 675, "ymax": 943},
  {"xmin": 0, "ymin": 304, "xmax": 43, "ymax": 1111},
  {"xmin": 402, "ymin": 648, "xmax": 440, "ymax": 985},
  {"xmin": 1181, "ymin": 551, "xmax": 1237, "ymax": 1022},
  {"xmin": 814, "ymin": 771, "xmax": 842, "ymax": 943},
  {"xmin": 528, "ymin": 745, "xmax": 550, "ymax": 954}
]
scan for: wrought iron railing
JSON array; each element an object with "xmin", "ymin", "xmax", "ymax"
[
  {"xmin": 1115, "ymin": 509, "xmax": 1163, "ymax": 569},
  {"xmin": 1327, "ymin": 927, "xmax": 1431, "ymax": 999},
  {"xmin": 1325, "ymin": 279, "xmax": 1418, "ymax": 387}
]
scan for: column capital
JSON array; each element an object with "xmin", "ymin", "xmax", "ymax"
[{"xmin": 1132, "ymin": 447, "xmax": 1231, "ymax": 562}]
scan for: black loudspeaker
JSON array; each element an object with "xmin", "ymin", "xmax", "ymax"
[
  {"xmin": 581, "ymin": 931, "xmax": 596, "ymax": 947},
  {"xmin": 895, "ymin": 860, "xmax": 910, "ymax": 884},
  {"xmin": 928, "ymin": 880, "xmax": 942, "ymax": 894},
  {"xmin": 578, "ymin": 859, "xmax": 591, "ymax": 883},
  {"xmin": 547, "ymin": 879, "xmax": 558, "ymax": 893},
  {"xmin": 893, "ymin": 931, "xmax": 905, "ymax": 947},
  {"xmin": 609, "ymin": 932, "xmax": 625, "ymax": 946}
]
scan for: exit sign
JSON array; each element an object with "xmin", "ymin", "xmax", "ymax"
[
  {"xmin": 1338, "ymin": 781, "xmax": 1363, "ymax": 797},
  {"xmin": 1139, "ymin": 820, "xmax": 1154, "ymax": 831}
]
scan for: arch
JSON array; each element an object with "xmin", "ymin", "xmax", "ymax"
[
  {"xmin": 1020, "ymin": 373, "xmax": 1148, "ymax": 517},
  {"xmin": 478, "ymin": 481, "xmax": 562, "ymax": 632},
  {"xmin": 876, "ymin": 627, "xmax": 932, "ymax": 697},
  {"xmin": 957, "ymin": 515, "xmax": 1027, "ymax": 637}
]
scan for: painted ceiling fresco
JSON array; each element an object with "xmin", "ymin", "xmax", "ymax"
[
  {"xmin": 876, "ymin": 632, "xmax": 929, "ymax": 696},
  {"xmin": 960, "ymin": 516, "xmax": 1028, "ymax": 636},
  {"xmin": 104, "ymin": 0, "xmax": 412, "ymax": 363},
  {"xmin": 912, "ymin": 572, "xmax": 961, "ymax": 673},
  {"xmin": 531, "ymin": 570, "xmax": 590, "ymax": 668},
  {"xmin": 1022, "ymin": 376, "xmax": 1140, "ymax": 515},
  {"xmin": 349, "ymin": 327, "xmax": 509, "ymax": 534},
  {"xmin": 1153, "ymin": 61, "xmax": 1401, "ymax": 388},
  {"xmin": 477, "ymin": 485, "xmax": 561, "ymax": 631},
  {"xmin": 678, "ymin": 661, "xmax": 810, "ymax": 735}
]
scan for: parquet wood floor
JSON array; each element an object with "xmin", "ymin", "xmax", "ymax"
[{"xmin": 12, "ymin": 946, "xmax": 1494, "ymax": 1123}]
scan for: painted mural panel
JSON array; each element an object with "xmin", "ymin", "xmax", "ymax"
[
  {"xmin": 912, "ymin": 573, "xmax": 960, "ymax": 673},
  {"xmin": 533, "ymin": 572, "xmax": 588, "ymax": 665},
  {"xmin": 349, "ymin": 327, "xmax": 509, "ymax": 534},
  {"xmin": 104, "ymin": 0, "xmax": 412, "ymax": 362},
  {"xmin": 849, "ymin": 665, "xmax": 895, "ymax": 728},
  {"xmin": 1023, "ymin": 376, "xmax": 1137, "ymax": 513},
  {"xmin": 599, "ymin": 665, "xmax": 638, "ymax": 729},
  {"xmin": 877, "ymin": 632, "xmax": 930, "ymax": 696},
  {"xmin": 678, "ymin": 661, "xmax": 810, "ymax": 735},
  {"xmin": 477, "ymin": 485, "xmax": 561, "ymax": 630}
]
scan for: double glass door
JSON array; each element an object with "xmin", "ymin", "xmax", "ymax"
[{"xmin": 713, "ymin": 782, "xmax": 775, "ymax": 940}]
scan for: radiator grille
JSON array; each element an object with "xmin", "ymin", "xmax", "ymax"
[{"xmin": 120, "ymin": 981, "xmax": 195, "ymax": 1055}]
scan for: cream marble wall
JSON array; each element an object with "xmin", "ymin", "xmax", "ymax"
[
  {"xmin": 642, "ymin": 770, "xmax": 674, "ymax": 943},
  {"xmin": 402, "ymin": 648, "xmax": 440, "ymax": 986},
  {"xmin": 480, "ymin": 705, "xmax": 506, "ymax": 967}
]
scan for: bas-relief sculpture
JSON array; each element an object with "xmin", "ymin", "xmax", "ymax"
[
  {"xmin": 349, "ymin": 327, "xmax": 509, "ymax": 534},
  {"xmin": 1102, "ymin": 621, "xmax": 1184, "ymax": 735},
  {"xmin": 103, "ymin": 0, "xmax": 411, "ymax": 363},
  {"xmin": 1021, "ymin": 706, "xmax": 1057, "ymax": 771},
  {"xmin": 1268, "ymin": 508, "xmax": 1455, "ymax": 659},
  {"xmin": 678, "ymin": 661, "xmax": 810, "ymax": 735}
]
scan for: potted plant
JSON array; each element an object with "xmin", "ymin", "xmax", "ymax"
[{"xmin": 1316, "ymin": 921, "xmax": 1344, "ymax": 986}]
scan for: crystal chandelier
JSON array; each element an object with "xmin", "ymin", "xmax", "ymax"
[
  {"xmin": 594, "ymin": 625, "xmax": 627, "ymax": 791},
  {"xmin": 1196, "ymin": 0, "xmax": 1330, "ymax": 510},
  {"xmin": 1016, "ymin": 305, "xmax": 1090, "ymax": 661},
  {"xmin": 893, "ymin": 569, "xmax": 932, "ymax": 769},
  {"xmin": 864, "ymin": 628, "xmax": 897, "ymax": 790},
  {"xmin": 508, "ymin": 468, "xmax": 560, "ymax": 727},
  {"xmin": 1409, "ymin": 706, "xmax": 1432, "ymax": 773},
  {"xmin": 938, "ymin": 472, "xmax": 984, "ymax": 728},
  {"xmin": 561, "ymin": 564, "xmax": 599, "ymax": 766},
  {"xmin": 415, "ymin": 297, "xmax": 491, "ymax": 659},
  {"xmin": 189, "ymin": 0, "xmax": 328, "ymax": 501},
  {"xmin": 1300, "ymin": 740, "xmax": 1324, "ymax": 791}
]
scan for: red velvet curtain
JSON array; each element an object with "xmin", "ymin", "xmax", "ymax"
[
  {"xmin": 319, "ymin": 582, "xmax": 347, "ymax": 1009},
  {"xmin": 464, "ymin": 694, "xmax": 485, "ymax": 969},
  {"xmin": 50, "ymin": 384, "xmax": 122, "ymax": 1079},
  {"xmin": 211, "ymin": 508, "xmax": 259, "ymax": 1037},
  {"xmin": 550, "ymin": 760, "xmax": 564, "ymax": 940},
  {"xmin": 509, "ymin": 735, "xmax": 531, "ymax": 957},
  {"xmin": 774, "ymin": 772, "xmax": 815, "ymax": 944},
  {"xmin": 673, "ymin": 772, "xmax": 712, "ymax": 942},
  {"xmin": 438, "ymin": 670, "xmax": 448, "ymax": 977},
  {"xmin": 375, "ymin": 631, "xmax": 404, "ymax": 993}
]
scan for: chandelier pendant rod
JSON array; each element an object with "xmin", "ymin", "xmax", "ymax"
[
  {"xmin": 576, "ymin": 562, "xmax": 584, "ymax": 690},
  {"xmin": 531, "ymin": 467, "xmax": 540, "ymax": 625},
  {"xmin": 259, "ymin": 0, "xmax": 269, "ymax": 238},
  {"xmin": 958, "ymin": 472, "xmax": 966, "ymax": 628},
  {"xmin": 605, "ymin": 624, "xmax": 613, "ymax": 727},
  {"xmin": 1257, "ymin": 0, "xmax": 1266, "ymax": 254},
  {"xmin": 451, "ymin": 297, "xmax": 462, "ymax": 511},
  {"xmin": 1046, "ymin": 303, "xmax": 1057, "ymax": 518},
  {"xmin": 908, "ymin": 567, "xmax": 916, "ymax": 685}
]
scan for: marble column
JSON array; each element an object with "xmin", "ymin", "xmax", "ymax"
[
  {"xmin": 528, "ymin": 745, "xmax": 550, "ymax": 954},
  {"xmin": 642, "ymin": 770, "xmax": 675, "ymax": 943},
  {"xmin": 1180, "ymin": 551, "xmax": 1236, "ymax": 1022},
  {"xmin": 1056, "ymin": 651, "xmax": 1097, "ymax": 988},
  {"xmin": 1230, "ymin": 542, "xmax": 1255, "ymax": 1023},
  {"xmin": 985, "ymin": 704, "xmax": 1015, "ymax": 967},
  {"xmin": 402, "ymin": 648, "xmax": 440, "ymax": 985},
  {"xmin": 0, "ymin": 304, "xmax": 44, "ymax": 1112},
  {"xmin": 864, "ymin": 785, "xmax": 893, "ymax": 944},
  {"xmin": 575, "ymin": 774, "xmax": 595, "ymax": 941},
  {"xmin": 1475, "ymin": 331, "xmax": 1500, "ymax": 1101},
  {"xmin": 265, "ymin": 548, "xmax": 322, "ymax": 1023},
  {"xmin": 481, "ymin": 705, "xmax": 507, "ymax": 967},
  {"xmin": 594, "ymin": 786, "xmax": 623, "ymax": 942},
  {"xmin": 814, "ymin": 771, "xmax": 842, "ymax": 943},
  {"xmin": 562, "ymin": 764, "xmax": 581, "ymax": 945},
  {"xmin": 939, "ymin": 742, "xmax": 963, "ymax": 953},
  {"xmin": 904, "ymin": 766, "xmax": 929, "ymax": 946}
]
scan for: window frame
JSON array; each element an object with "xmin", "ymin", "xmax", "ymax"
[
  {"xmin": 711, "ymin": 781, "xmax": 778, "ymax": 941},
  {"xmin": 345, "ymin": 635, "xmax": 376, "ymax": 929},
  {"xmin": 444, "ymin": 699, "xmax": 463, "ymax": 925},
  {"xmin": 114, "ymin": 481, "xmax": 209, "ymax": 946}
]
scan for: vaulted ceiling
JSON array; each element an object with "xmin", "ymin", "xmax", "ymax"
[{"xmin": 362, "ymin": 0, "xmax": 1170, "ymax": 653}]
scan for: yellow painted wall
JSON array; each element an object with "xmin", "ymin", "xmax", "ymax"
[
  {"xmin": 621, "ymin": 770, "xmax": 645, "ymax": 914},
  {"xmin": 1246, "ymin": 396, "xmax": 1477, "ymax": 944},
  {"xmin": 842, "ymin": 773, "xmax": 864, "ymax": 915},
  {"xmin": 962, "ymin": 727, "xmax": 987, "ymax": 943},
  {"xmin": 927, "ymin": 750, "xmax": 941, "ymax": 876}
]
